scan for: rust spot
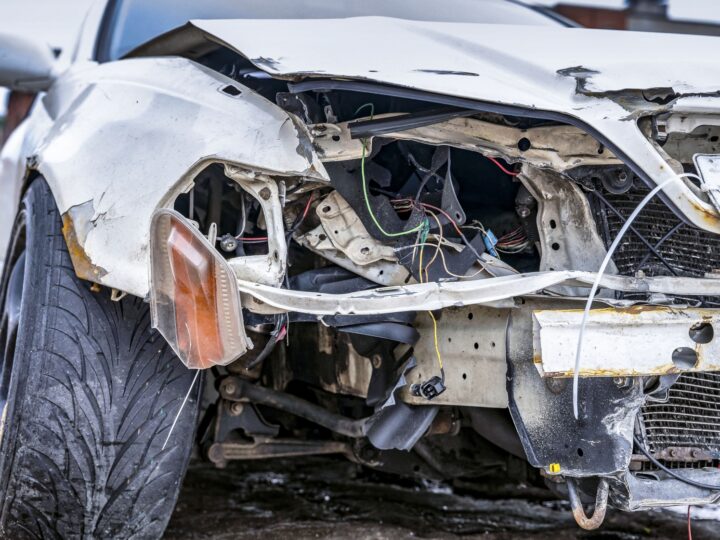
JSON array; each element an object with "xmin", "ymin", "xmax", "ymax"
[
  {"xmin": 62, "ymin": 211, "xmax": 108, "ymax": 281},
  {"xmin": 258, "ymin": 187, "xmax": 272, "ymax": 200},
  {"xmin": 542, "ymin": 366, "xmax": 680, "ymax": 378},
  {"xmin": 616, "ymin": 304, "xmax": 672, "ymax": 315},
  {"xmin": 688, "ymin": 196, "xmax": 720, "ymax": 229}
]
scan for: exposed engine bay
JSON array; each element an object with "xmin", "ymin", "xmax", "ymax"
[
  {"xmin": 19, "ymin": 26, "xmax": 720, "ymax": 529},
  {"xmin": 111, "ymin": 45, "xmax": 720, "ymax": 530}
]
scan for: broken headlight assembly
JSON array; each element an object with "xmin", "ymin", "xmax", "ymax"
[{"xmin": 149, "ymin": 209, "xmax": 251, "ymax": 369}]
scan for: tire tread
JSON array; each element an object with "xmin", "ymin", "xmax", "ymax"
[{"xmin": 1, "ymin": 180, "xmax": 199, "ymax": 539}]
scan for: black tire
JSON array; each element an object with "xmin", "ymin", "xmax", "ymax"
[{"xmin": 0, "ymin": 179, "xmax": 201, "ymax": 539}]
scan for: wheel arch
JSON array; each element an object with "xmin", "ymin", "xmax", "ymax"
[{"xmin": 25, "ymin": 56, "xmax": 328, "ymax": 298}]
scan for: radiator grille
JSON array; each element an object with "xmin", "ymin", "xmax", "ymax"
[
  {"xmin": 594, "ymin": 183, "xmax": 720, "ymax": 466},
  {"xmin": 640, "ymin": 372, "xmax": 720, "ymax": 455},
  {"xmin": 595, "ymin": 184, "xmax": 720, "ymax": 278}
]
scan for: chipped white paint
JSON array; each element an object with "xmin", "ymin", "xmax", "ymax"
[
  {"xmin": 534, "ymin": 307, "xmax": 720, "ymax": 377},
  {"xmin": 30, "ymin": 57, "xmax": 328, "ymax": 296},
  {"xmin": 3, "ymin": 15, "xmax": 720, "ymax": 302}
]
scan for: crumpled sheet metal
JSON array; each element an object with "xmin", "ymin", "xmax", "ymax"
[
  {"xmin": 35, "ymin": 56, "xmax": 327, "ymax": 297},
  {"xmin": 237, "ymin": 271, "xmax": 720, "ymax": 316},
  {"xmin": 132, "ymin": 19, "xmax": 720, "ymax": 233}
]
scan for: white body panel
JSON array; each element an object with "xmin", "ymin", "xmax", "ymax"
[
  {"xmin": 1, "ymin": 57, "xmax": 326, "ymax": 296},
  {"xmin": 534, "ymin": 307, "xmax": 720, "ymax": 378},
  {"xmin": 3, "ymin": 15, "xmax": 720, "ymax": 301},
  {"xmin": 139, "ymin": 19, "xmax": 720, "ymax": 233}
]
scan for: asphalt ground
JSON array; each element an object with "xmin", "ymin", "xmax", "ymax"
[{"xmin": 165, "ymin": 457, "xmax": 715, "ymax": 540}]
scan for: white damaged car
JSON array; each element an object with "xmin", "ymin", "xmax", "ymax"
[{"xmin": 2, "ymin": 0, "xmax": 720, "ymax": 536}]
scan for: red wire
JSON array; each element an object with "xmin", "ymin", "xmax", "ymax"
[
  {"xmin": 418, "ymin": 202, "xmax": 464, "ymax": 237},
  {"xmin": 300, "ymin": 192, "xmax": 316, "ymax": 222},
  {"xmin": 486, "ymin": 156, "xmax": 519, "ymax": 176},
  {"xmin": 236, "ymin": 236, "xmax": 268, "ymax": 241},
  {"xmin": 688, "ymin": 506, "xmax": 693, "ymax": 540}
]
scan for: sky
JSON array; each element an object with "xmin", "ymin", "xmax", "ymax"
[{"xmin": 2, "ymin": 0, "xmax": 720, "ymax": 115}]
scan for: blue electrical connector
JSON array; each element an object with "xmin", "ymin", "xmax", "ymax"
[{"xmin": 483, "ymin": 229, "xmax": 499, "ymax": 257}]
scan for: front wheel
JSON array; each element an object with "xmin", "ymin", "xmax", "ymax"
[{"xmin": 0, "ymin": 178, "xmax": 201, "ymax": 539}]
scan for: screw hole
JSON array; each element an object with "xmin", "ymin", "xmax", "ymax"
[
  {"xmin": 689, "ymin": 322, "xmax": 714, "ymax": 344},
  {"xmin": 517, "ymin": 138, "xmax": 531, "ymax": 152},
  {"xmin": 577, "ymin": 448, "xmax": 584, "ymax": 457},
  {"xmin": 473, "ymin": 342, "xmax": 479, "ymax": 350},
  {"xmin": 322, "ymin": 205, "xmax": 332, "ymax": 213},
  {"xmin": 551, "ymin": 242, "xmax": 560, "ymax": 251},
  {"xmin": 462, "ymin": 373, "xmax": 467, "ymax": 380},
  {"xmin": 672, "ymin": 347, "xmax": 698, "ymax": 369},
  {"xmin": 549, "ymin": 219, "xmax": 557, "ymax": 229},
  {"xmin": 221, "ymin": 84, "xmax": 241, "ymax": 96},
  {"xmin": 331, "ymin": 135, "xmax": 341, "ymax": 142},
  {"xmin": 467, "ymin": 312, "xmax": 474, "ymax": 320}
]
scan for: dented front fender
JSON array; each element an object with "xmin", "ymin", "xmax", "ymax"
[{"xmin": 33, "ymin": 56, "xmax": 328, "ymax": 297}]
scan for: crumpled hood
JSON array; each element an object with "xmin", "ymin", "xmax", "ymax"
[
  {"xmin": 130, "ymin": 17, "xmax": 720, "ymax": 236},
  {"xmin": 134, "ymin": 17, "xmax": 720, "ymax": 112}
]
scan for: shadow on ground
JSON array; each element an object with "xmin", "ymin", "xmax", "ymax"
[{"xmin": 165, "ymin": 457, "xmax": 714, "ymax": 539}]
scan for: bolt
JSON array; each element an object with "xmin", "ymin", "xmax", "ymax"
[
  {"xmin": 669, "ymin": 448, "xmax": 677, "ymax": 458},
  {"xmin": 207, "ymin": 443, "xmax": 227, "ymax": 468},
  {"xmin": 613, "ymin": 377, "xmax": 631, "ymax": 389},
  {"xmin": 545, "ymin": 377, "xmax": 568, "ymax": 394},
  {"xmin": 229, "ymin": 402, "xmax": 244, "ymax": 416},
  {"xmin": 259, "ymin": 187, "xmax": 272, "ymax": 200},
  {"xmin": 516, "ymin": 205, "xmax": 531, "ymax": 218},
  {"xmin": 361, "ymin": 446, "xmax": 379, "ymax": 461},
  {"xmin": 371, "ymin": 355, "xmax": 382, "ymax": 369},
  {"xmin": 223, "ymin": 381, "xmax": 237, "ymax": 396},
  {"xmin": 219, "ymin": 234, "xmax": 238, "ymax": 252}
]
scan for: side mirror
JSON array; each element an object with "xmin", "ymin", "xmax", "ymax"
[{"xmin": 0, "ymin": 33, "xmax": 56, "ymax": 92}]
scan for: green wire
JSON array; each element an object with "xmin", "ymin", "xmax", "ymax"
[{"xmin": 357, "ymin": 104, "xmax": 427, "ymax": 238}]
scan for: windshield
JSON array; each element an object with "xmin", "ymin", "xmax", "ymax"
[{"xmin": 101, "ymin": 0, "xmax": 562, "ymax": 61}]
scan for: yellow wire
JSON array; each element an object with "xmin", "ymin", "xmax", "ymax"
[
  {"xmin": 422, "ymin": 209, "xmax": 443, "ymax": 282},
  {"xmin": 417, "ymin": 238, "xmax": 443, "ymax": 373},
  {"xmin": 398, "ymin": 242, "xmax": 485, "ymax": 280},
  {"xmin": 427, "ymin": 310, "xmax": 443, "ymax": 371}
]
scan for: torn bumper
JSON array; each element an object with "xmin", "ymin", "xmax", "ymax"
[{"xmin": 151, "ymin": 210, "xmax": 720, "ymax": 375}]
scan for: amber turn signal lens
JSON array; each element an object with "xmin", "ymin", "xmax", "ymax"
[{"xmin": 150, "ymin": 210, "xmax": 249, "ymax": 369}]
